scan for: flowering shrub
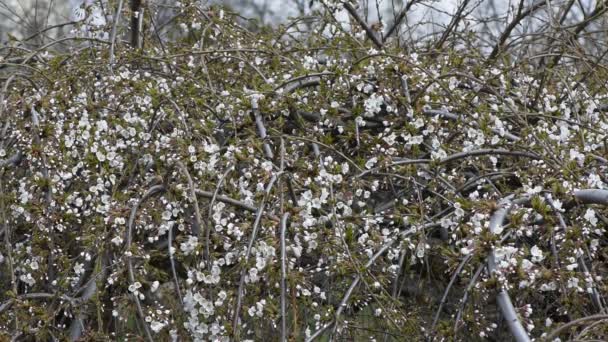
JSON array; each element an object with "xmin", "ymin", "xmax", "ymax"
[{"xmin": 1, "ymin": 1, "xmax": 608, "ymax": 341}]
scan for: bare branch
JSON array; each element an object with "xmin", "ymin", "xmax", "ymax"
[
  {"xmin": 343, "ymin": 2, "xmax": 383, "ymax": 49},
  {"xmin": 252, "ymin": 99, "xmax": 274, "ymax": 160},
  {"xmin": 434, "ymin": 0, "xmax": 471, "ymax": 52},
  {"xmin": 382, "ymin": 0, "xmax": 420, "ymax": 44},
  {"xmin": 130, "ymin": 0, "xmax": 143, "ymax": 49},
  {"xmin": 109, "ymin": 0, "xmax": 125, "ymax": 68},
  {"xmin": 195, "ymin": 189, "xmax": 257, "ymax": 212},
  {"xmin": 574, "ymin": 189, "xmax": 608, "ymax": 205},
  {"xmin": 488, "ymin": 0, "xmax": 546, "ymax": 61}
]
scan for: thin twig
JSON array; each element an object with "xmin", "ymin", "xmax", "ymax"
[
  {"xmin": 360, "ymin": 149, "xmax": 539, "ymax": 177},
  {"xmin": 423, "ymin": 109, "xmax": 521, "ymax": 141},
  {"xmin": 544, "ymin": 314, "xmax": 608, "ymax": 341},
  {"xmin": 307, "ymin": 224, "xmax": 434, "ymax": 341},
  {"xmin": 487, "ymin": 0, "xmax": 546, "ymax": 60},
  {"xmin": 439, "ymin": 149, "xmax": 540, "ymax": 164},
  {"xmin": 0, "ymin": 175, "xmax": 16, "ymax": 330},
  {"xmin": 68, "ymin": 255, "xmax": 109, "ymax": 341},
  {"xmin": 431, "ymin": 254, "xmax": 473, "ymax": 332},
  {"xmin": 167, "ymin": 222, "xmax": 183, "ymax": 303},
  {"xmin": 383, "ymin": 0, "xmax": 420, "ymax": 44},
  {"xmin": 177, "ymin": 162, "xmax": 205, "ymax": 260},
  {"xmin": 206, "ymin": 166, "xmax": 234, "ymax": 269},
  {"xmin": 434, "ymin": 0, "xmax": 470, "ymax": 51},
  {"xmin": 454, "ymin": 262, "xmax": 485, "ymax": 333},
  {"xmin": 232, "ymin": 173, "xmax": 280, "ymax": 340},
  {"xmin": 280, "ymin": 213, "xmax": 290, "ymax": 342},
  {"xmin": 126, "ymin": 185, "xmax": 165, "ymax": 342},
  {"xmin": 343, "ymin": 2, "xmax": 383, "ymax": 49}
]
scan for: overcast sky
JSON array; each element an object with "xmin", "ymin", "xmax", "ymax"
[
  {"xmin": 0, "ymin": 0, "xmax": 598, "ymax": 42},
  {"xmin": 0, "ymin": 0, "xmax": 479, "ymax": 41}
]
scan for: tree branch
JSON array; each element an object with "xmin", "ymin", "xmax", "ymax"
[
  {"xmin": 487, "ymin": 196, "xmax": 531, "ymax": 342},
  {"xmin": 343, "ymin": 2, "xmax": 383, "ymax": 49}
]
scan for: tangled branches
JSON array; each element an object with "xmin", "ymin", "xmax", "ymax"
[{"xmin": 1, "ymin": 1, "xmax": 608, "ymax": 341}]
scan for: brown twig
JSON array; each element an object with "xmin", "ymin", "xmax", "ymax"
[{"xmin": 343, "ymin": 2, "xmax": 383, "ymax": 49}]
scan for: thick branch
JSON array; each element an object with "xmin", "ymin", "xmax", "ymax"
[
  {"xmin": 252, "ymin": 100, "xmax": 274, "ymax": 160},
  {"xmin": 130, "ymin": 0, "xmax": 143, "ymax": 49},
  {"xmin": 574, "ymin": 189, "xmax": 608, "ymax": 205},
  {"xmin": 195, "ymin": 189, "xmax": 257, "ymax": 212},
  {"xmin": 109, "ymin": 0, "xmax": 125, "ymax": 67},
  {"xmin": 487, "ymin": 196, "xmax": 531, "ymax": 342},
  {"xmin": 274, "ymin": 72, "xmax": 333, "ymax": 95}
]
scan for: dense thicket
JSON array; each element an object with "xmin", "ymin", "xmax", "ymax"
[{"xmin": 2, "ymin": 1, "xmax": 608, "ymax": 341}]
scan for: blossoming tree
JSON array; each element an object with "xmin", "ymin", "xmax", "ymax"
[{"xmin": 1, "ymin": 0, "xmax": 608, "ymax": 341}]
